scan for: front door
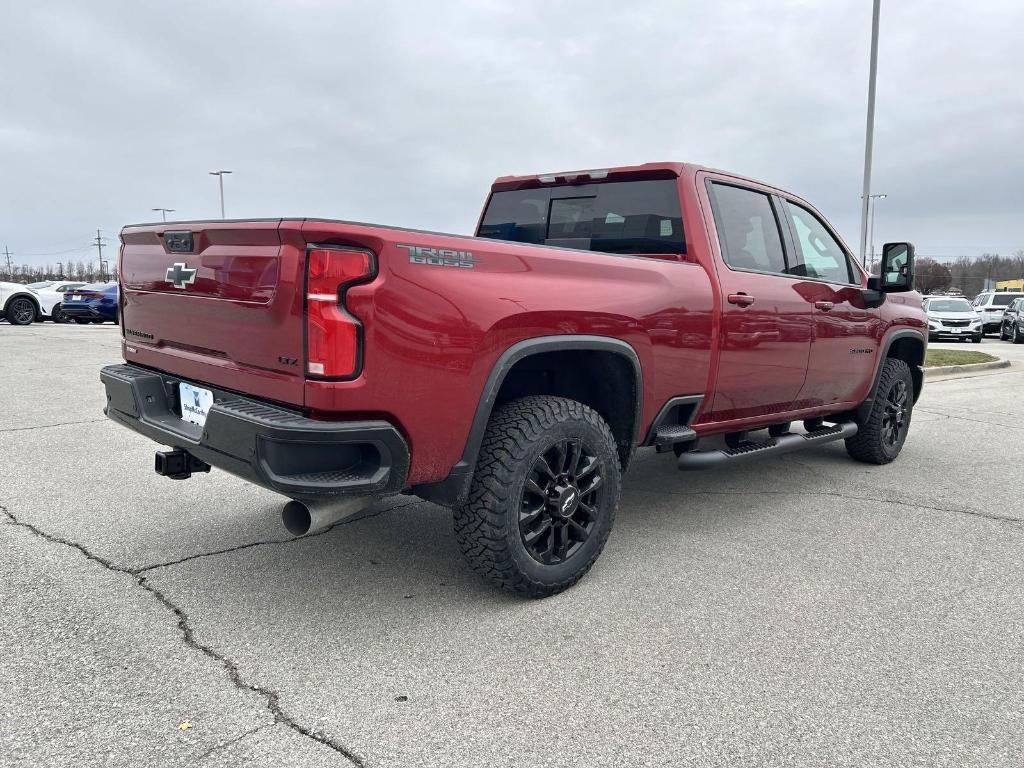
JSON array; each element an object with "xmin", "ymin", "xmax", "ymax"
[
  {"xmin": 703, "ymin": 180, "xmax": 814, "ymax": 421},
  {"xmin": 781, "ymin": 199, "xmax": 879, "ymax": 408}
]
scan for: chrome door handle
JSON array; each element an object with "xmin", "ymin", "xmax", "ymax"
[
  {"xmin": 727, "ymin": 293, "xmax": 755, "ymax": 307},
  {"xmin": 815, "ymin": 301, "xmax": 835, "ymax": 310}
]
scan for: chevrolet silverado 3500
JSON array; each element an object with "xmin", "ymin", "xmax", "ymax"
[{"xmin": 101, "ymin": 162, "xmax": 926, "ymax": 597}]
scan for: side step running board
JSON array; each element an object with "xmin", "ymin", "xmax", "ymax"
[{"xmin": 676, "ymin": 422, "xmax": 858, "ymax": 471}]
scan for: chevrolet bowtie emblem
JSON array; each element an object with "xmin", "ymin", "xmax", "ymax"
[{"xmin": 166, "ymin": 262, "xmax": 197, "ymax": 289}]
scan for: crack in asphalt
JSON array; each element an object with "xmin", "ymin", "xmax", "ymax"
[
  {"xmin": 0, "ymin": 501, "xmax": 388, "ymax": 767},
  {"xmin": 622, "ymin": 486, "xmax": 1024, "ymax": 524},
  {"xmin": 915, "ymin": 407, "xmax": 1024, "ymax": 431},
  {"xmin": 137, "ymin": 497, "xmax": 424, "ymax": 574},
  {"xmin": 196, "ymin": 723, "xmax": 270, "ymax": 762},
  {"xmin": 0, "ymin": 418, "xmax": 108, "ymax": 433}
]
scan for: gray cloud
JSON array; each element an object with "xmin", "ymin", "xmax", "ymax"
[{"xmin": 1, "ymin": 0, "xmax": 1021, "ymax": 268}]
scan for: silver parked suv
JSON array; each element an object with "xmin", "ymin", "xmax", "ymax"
[
  {"xmin": 972, "ymin": 291, "xmax": 1024, "ymax": 335},
  {"xmin": 924, "ymin": 296, "xmax": 983, "ymax": 343}
]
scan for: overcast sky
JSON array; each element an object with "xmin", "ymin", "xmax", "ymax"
[{"xmin": 1, "ymin": 0, "xmax": 1021, "ymax": 269}]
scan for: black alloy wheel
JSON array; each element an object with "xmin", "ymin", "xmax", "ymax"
[
  {"xmin": 453, "ymin": 395, "xmax": 621, "ymax": 597},
  {"xmin": 881, "ymin": 378, "xmax": 909, "ymax": 449},
  {"xmin": 845, "ymin": 357, "xmax": 914, "ymax": 464},
  {"xmin": 520, "ymin": 438, "xmax": 602, "ymax": 565},
  {"xmin": 7, "ymin": 297, "xmax": 35, "ymax": 325}
]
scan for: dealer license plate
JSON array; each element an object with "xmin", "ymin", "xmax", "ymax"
[{"xmin": 179, "ymin": 382, "xmax": 214, "ymax": 427}]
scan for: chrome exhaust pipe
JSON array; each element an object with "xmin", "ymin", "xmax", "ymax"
[{"xmin": 281, "ymin": 496, "xmax": 373, "ymax": 537}]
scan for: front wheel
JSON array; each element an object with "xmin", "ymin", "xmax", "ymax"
[
  {"xmin": 453, "ymin": 396, "xmax": 621, "ymax": 598},
  {"xmin": 51, "ymin": 305, "xmax": 67, "ymax": 323},
  {"xmin": 5, "ymin": 297, "xmax": 36, "ymax": 325},
  {"xmin": 1013, "ymin": 325, "xmax": 1023, "ymax": 345},
  {"xmin": 846, "ymin": 358, "xmax": 914, "ymax": 464}
]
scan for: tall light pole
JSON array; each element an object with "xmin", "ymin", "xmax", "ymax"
[
  {"xmin": 858, "ymin": 0, "xmax": 882, "ymax": 267},
  {"xmin": 863, "ymin": 193, "xmax": 887, "ymax": 270},
  {"xmin": 209, "ymin": 170, "xmax": 232, "ymax": 219},
  {"xmin": 152, "ymin": 207, "xmax": 175, "ymax": 222}
]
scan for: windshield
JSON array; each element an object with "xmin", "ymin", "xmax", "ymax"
[
  {"xmin": 926, "ymin": 298, "xmax": 973, "ymax": 313},
  {"xmin": 477, "ymin": 179, "xmax": 685, "ymax": 256}
]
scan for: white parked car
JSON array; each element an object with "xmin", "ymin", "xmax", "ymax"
[
  {"xmin": 0, "ymin": 281, "xmax": 43, "ymax": 325},
  {"xmin": 972, "ymin": 291, "xmax": 1024, "ymax": 335},
  {"xmin": 923, "ymin": 296, "xmax": 983, "ymax": 343},
  {"xmin": 25, "ymin": 280, "xmax": 87, "ymax": 323}
]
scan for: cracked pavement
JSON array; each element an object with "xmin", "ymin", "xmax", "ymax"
[{"xmin": 2, "ymin": 325, "xmax": 1023, "ymax": 766}]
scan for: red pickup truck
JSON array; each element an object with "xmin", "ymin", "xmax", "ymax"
[{"xmin": 101, "ymin": 162, "xmax": 926, "ymax": 597}]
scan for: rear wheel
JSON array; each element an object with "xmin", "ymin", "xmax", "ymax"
[
  {"xmin": 453, "ymin": 395, "xmax": 621, "ymax": 598},
  {"xmin": 845, "ymin": 358, "xmax": 914, "ymax": 464},
  {"xmin": 5, "ymin": 297, "xmax": 36, "ymax": 325}
]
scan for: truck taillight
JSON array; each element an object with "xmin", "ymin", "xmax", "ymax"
[{"xmin": 305, "ymin": 246, "xmax": 375, "ymax": 378}]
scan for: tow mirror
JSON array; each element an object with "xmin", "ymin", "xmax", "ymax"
[{"xmin": 879, "ymin": 242, "xmax": 915, "ymax": 292}]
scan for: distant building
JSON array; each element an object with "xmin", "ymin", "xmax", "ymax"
[{"xmin": 996, "ymin": 279, "xmax": 1024, "ymax": 291}]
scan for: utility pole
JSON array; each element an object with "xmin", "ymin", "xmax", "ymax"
[
  {"xmin": 858, "ymin": 0, "xmax": 882, "ymax": 267},
  {"xmin": 57, "ymin": 261, "xmax": 64, "ymax": 278},
  {"xmin": 93, "ymin": 229, "xmax": 108, "ymax": 281},
  {"xmin": 3, "ymin": 245, "xmax": 12, "ymax": 278},
  {"xmin": 209, "ymin": 170, "xmax": 232, "ymax": 219}
]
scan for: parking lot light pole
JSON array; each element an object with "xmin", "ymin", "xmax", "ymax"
[
  {"xmin": 209, "ymin": 170, "xmax": 232, "ymax": 219},
  {"xmin": 864, "ymin": 193, "xmax": 887, "ymax": 270},
  {"xmin": 858, "ymin": 0, "xmax": 882, "ymax": 267},
  {"xmin": 152, "ymin": 207, "xmax": 175, "ymax": 222}
]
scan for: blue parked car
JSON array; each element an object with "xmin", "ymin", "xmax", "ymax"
[{"xmin": 61, "ymin": 282, "xmax": 119, "ymax": 324}]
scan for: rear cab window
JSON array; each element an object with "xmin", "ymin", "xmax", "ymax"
[{"xmin": 477, "ymin": 179, "xmax": 685, "ymax": 256}]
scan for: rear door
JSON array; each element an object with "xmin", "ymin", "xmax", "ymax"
[
  {"xmin": 780, "ymin": 199, "xmax": 878, "ymax": 408},
  {"xmin": 119, "ymin": 220, "xmax": 308, "ymax": 406},
  {"xmin": 703, "ymin": 179, "xmax": 814, "ymax": 421}
]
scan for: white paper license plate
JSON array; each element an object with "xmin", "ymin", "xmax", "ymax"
[
  {"xmin": 179, "ymin": 382, "xmax": 214, "ymax": 426},
  {"xmin": 71, "ymin": 295, "xmax": 82, "ymax": 301}
]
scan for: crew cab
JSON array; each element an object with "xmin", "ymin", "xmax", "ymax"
[{"xmin": 100, "ymin": 162, "xmax": 926, "ymax": 597}]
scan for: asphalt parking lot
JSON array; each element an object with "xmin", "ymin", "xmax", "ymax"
[{"xmin": 2, "ymin": 325, "xmax": 1022, "ymax": 767}]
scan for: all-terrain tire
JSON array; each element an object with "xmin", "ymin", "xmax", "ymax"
[
  {"xmin": 845, "ymin": 358, "xmax": 914, "ymax": 464},
  {"xmin": 453, "ymin": 395, "xmax": 621, "ymax": 598}
]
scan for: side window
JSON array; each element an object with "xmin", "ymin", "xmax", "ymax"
[
  {"xmin": 708, "ymin": 183, "xmax": 787, "ymax": 274},
  {"xmin": 785, "ymin": 201, "xmax": 854, "ymax": 284}
]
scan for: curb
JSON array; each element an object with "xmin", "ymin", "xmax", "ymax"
[{"xmin": 924, "ymin": 358, "xmax": 1011, "ymax": 378}]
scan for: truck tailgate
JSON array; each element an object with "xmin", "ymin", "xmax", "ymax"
[{"xmin": 119, "ymin": 220, "xmax": 307, "ymax": 406}]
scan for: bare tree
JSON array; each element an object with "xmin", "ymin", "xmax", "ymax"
[{"xmin": 914, "ymin": 258, "xmax": 953, "ymax": 294}]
